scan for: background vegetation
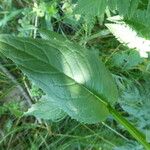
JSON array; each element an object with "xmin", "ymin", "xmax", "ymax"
[{"xmin": 0, "ymin": 0, "xmax": 150, "ymax": 149}]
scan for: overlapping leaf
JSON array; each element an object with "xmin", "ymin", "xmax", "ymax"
[{"xmin": 25, "ymin": 95, "xmax": 66, "ymax": 121}]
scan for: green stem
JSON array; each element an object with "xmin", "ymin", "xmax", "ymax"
[{"xmin": 107, "ymin": 105, "xmax": 150, "ymax": 150}]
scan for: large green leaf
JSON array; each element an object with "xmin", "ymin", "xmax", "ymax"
[{"xmin": 0, "ymin": 33, "xmax": 118, "ymax": 123}]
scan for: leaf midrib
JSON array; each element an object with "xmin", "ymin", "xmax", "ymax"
[{"xmin": 0, "ymin": 37, "xmax": 109, "ymax": 107}]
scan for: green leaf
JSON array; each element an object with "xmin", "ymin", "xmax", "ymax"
[
  {"xmin": 108, "ymin": 0, "xmax": 117, "ymax": 11},
  {"xmin": 25, "ymin": 96, "xmax": 66, "ymax": 121},
  {"xmin": 128, "ymin": 0, "xmax": 140, "ymax": 18},
  {"xmin": 39, "ymin": 29, "xmax": 68, "ymax": 41},
  {"xmin": 75, "ymin": 0, "xmax": 107, "ymax": 17},
  {"xmin": 116, "ymin": 0, "xmax": 131, "ymax": 16},
  {"xmin": 110, "ymin": 50, "xmax": 143, "ymax": 70},
  {"xmin": 0, "ymin": 33, "xmax": 118, "ymax": 123},
  {"xmin": 108, "ymin": 0, "xmax": 140, "ymax": 17},
  {"xmin": 125, "ymin": 9, "xmax": 150, "ymax": 39},
  {"xmin": 0, "ymin": 9, "xmax": 22, "ymax": 27}
]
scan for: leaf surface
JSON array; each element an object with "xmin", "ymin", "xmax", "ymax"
[
  {"xmin": 0, "ymin": 33, "xmax": 118, "ymax": 123},
  {"xmin": 25, "ymin": 96, "xmax": 66, "ymax": 121},
  {"xmin": 75, "ymin": 0, "xmax": 107, "ymax": 17}
]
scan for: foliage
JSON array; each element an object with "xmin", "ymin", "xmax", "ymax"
[
  {"xmin": 0, "ymin": 0, "xmax": 150, "ymax": 149},
  {"xmin": 106, "ymin": 17, "xmax": 150, "ymax": 58},
  {"xmin": 25, "ymin": 95, "xmax": 66, "ymax": 121},
  {"xmin": 110, "ymin": 50, "xmax": 144, "ymax": 70},
  {"xmin": 0, "ymin": 33, "xmax": 118, "ymax": 123}
]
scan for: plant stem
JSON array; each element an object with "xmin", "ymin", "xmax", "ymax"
[{"xmin": 107, "ymin": 105, "xmax": 150, "ymax": 150}]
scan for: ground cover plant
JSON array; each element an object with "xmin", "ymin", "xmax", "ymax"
[{"xmin": 0, "ymin": 0, "xmax": 150, "ymax": 149}]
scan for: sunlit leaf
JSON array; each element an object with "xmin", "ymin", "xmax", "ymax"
[{"xmin": 0, "ymin": 32, "xmax": 118, "ymax": 123}]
